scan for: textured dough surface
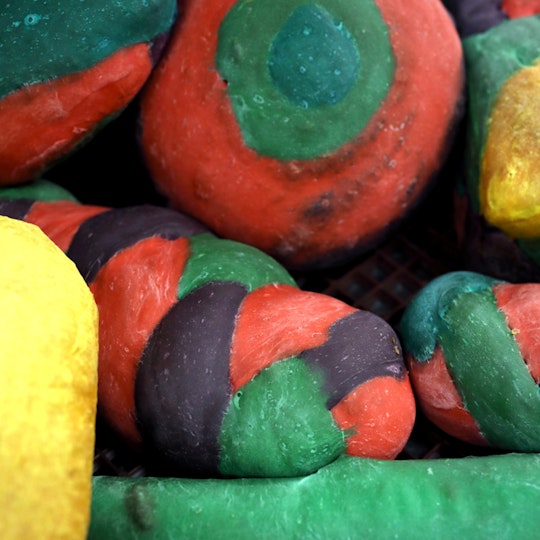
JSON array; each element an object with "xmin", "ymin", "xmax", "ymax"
[{"xmin": 0, "ymin": 216, "xmax": 99, "ymax": 539}]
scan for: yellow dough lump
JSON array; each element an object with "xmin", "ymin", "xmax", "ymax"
[{"xmin": 0, "ymin": 216, "xmax": 99, "ymax": 540}]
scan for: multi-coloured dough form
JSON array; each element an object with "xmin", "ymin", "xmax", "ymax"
[
  {"xmin": 400, "ymin": 271, "xmax": 540, "ymax": 451},
  {"xmin": 140, "ymin": 0, "xmax": 464, "ymax": 270},
  {"xmin": 446, "ymin": 6, "xmax": 540, "ymax": 281},
  {"xmin": 0, "ymin": 0, "xmax": 177, "ymax": 185},
  {"xmin": 465, "ymin": 16, "xmax": 540, "ymax": 238},
  {"xmin": 0, "ymin": 195, "xmax": 415, "ymax": 477}
]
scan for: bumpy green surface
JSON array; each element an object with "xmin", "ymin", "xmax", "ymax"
[
  {"xmin": 216, "ymin": 0, "xmax": 394, "ymax": 159},
  {"xmin": 178, "ymin": 233, "xmax": 297, "ymax": 299},
  {"xmin": 400, "ymin": 271, "xmax": 501, "ymax": 362},
  {"xmin": 267, "ymin": 4, "xmax": 360, "ymax": 108},
  {"xmin": 90, "ymin": 453, "xmax": 540, "ymax": 539},
  {"xmin": 219, "ymin": 357, "xmax": 345, "ymax": 477},
  {"xmin": 0, "ymin": 179, "xmax": 78, "ymax": 202},
  {"xmin": 0, "ymin": 0, "xmax": 177, "ymax": 99},
  {"xmin": 400, "ymin": 271, "xmax": 540, "ymax": 451},
  {"xmin": 442, "ymin": 289, "xmax": 540, "ymax": 450}
]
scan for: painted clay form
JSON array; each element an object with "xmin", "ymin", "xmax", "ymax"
[
  {"xmin": 400, "ymin": 270, "xmax": 540, "ymax": 451},
  {"xmin": 139, "ymin": 0, "xmax": 464, "ymax": 270},
  {"xmin": 0, "ymin": 192, "xmax": 415, "ymax": 478},
  {"xmin": 0, "ymin": 0, "xmax": 176, "ymax": 185},
  {"xmin": 443, "ymin": 2, "xmax": 540, "ymax": 281}
]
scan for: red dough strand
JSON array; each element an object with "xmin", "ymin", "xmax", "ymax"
[
  {"xmin": 332, "ymin": 376, "xmax": 416, "ymax": 459},
  {"xmin": 406, "ymin": 347, "xmax": 487, "ymax": 447},
  {"xmin": 25, "ymin": 200, "xmax": 107, "ymax": 251},
  {"xmin": 495, "ymin": 283, "xmax": 540, "ymax": 383},
  {"xmin": 230, "ymin": 284, "xmax": 357, "ymax": 390},
  {"xmin": 0, "ymin": 44, "xmax": 152, "ymax": 184},
  {"xmin": 91, "ymin": 236, "xmax": 191, "ymax": 447},
  {"xmin": 501, "ymin": 0, "xmax": 540, "ymax": 17}
]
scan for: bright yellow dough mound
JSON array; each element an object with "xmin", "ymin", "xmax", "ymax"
[{"xmin": 0, "ymin": 216, "xmax": 99, "ymax": 540}]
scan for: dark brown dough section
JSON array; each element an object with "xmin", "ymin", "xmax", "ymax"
[
  {"xmin": 0, "ymin": 199, "xmax": 33, "ymax": 220},
  {"xmin": 66, "ymin": 204, "xmax": 209, "ymax": 282},
  {"xmin": 301, "ymin": 310, "xmax": 406, "ymax": 408},
  {"xmin": 134, "ymin": 281, "xmax": 248, "ymax": 476}
]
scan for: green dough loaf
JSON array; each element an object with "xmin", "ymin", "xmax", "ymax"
[{"xmin": 89, "ymin": 454, "xmax": 540, "ymax": 539}]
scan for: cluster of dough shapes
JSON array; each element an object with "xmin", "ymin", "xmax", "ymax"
[{"xmin": 0, "ymin": 196, "xmax": 416, "ymax": 477}]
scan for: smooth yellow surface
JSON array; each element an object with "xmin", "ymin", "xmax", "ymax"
[
  {"xmin": 480, "ymin": 61, "xmax": 540, "ymax": 238},
  {"xmin": 0, "ymin": 216, "xmax": 99, "ymax": 539}
]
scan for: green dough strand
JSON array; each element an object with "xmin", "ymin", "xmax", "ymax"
[
  {"xmin": 0, "ymin": 179, "xmax": 78, "ymax": 202},
  {"xmin": 400, "ymin": 271, "xmax": 501, "ymax": 362},
  {"xmin": 89, "ymin": 453, "xmax": 540, "ymax": 539},
  {"xmin": 219, "ymin": 357, "xmax": 345, "ymax": 477},
  {"xmin": 440, "ymin": 289, "xmax": 540, "ymax": 450},
  {"xmin": 178, "ymin": 233, "xmax": 297, "ymax": 299}
]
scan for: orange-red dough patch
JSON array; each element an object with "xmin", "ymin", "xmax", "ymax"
[
  {"xmin": 90, "ymin": 236, "xmax": 190, "ymax": 447},
  {"xmin": 495, "ymin": 282, "xmax": 540, "ymax": 382},
  {"xmin": 230, "ymin": 284, "xmax": 357, "ymax": 390},
  {"xmin": 331, "ymin": 375, "xmax": 416, "ymax": 459},
  {"xmin": 502, "ymin": 0, "xmax": 540, "ymax": 17},
  {"xmin": 407, "ymin": 347, "xmax": 487, "ymax": 446},
  {"xmin": 0, "ymin": 44, "xmax": 152, "ymax": 185},
  {"xmin": 25, "ymin": 200, "xmax": 107, "ymax": 251}
]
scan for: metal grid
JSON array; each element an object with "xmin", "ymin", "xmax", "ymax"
[{"xmin": 296, "ymin": 229, "xmax": 457, "ymax": 328}]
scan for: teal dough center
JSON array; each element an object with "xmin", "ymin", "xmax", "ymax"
[{"xmin": 268, "ymin": 4, "xmax": 360, "ymax": 108}]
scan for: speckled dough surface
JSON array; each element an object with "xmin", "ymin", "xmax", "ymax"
[
  {"xmin": 140, "ymin": 0, "xmax": 464, "ymax": 270},
  {"xmin": 0, "ymin": 192, "xmax": 416, "ymax": 477}
]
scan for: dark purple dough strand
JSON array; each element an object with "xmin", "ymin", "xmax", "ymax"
[
  {"xmin": 0, "ymin": 199, "xmax": 33, "ymax": 220},
  {"xmin": 67, "ymin": 205, "xmax": 209, "ymax": 282},
  {"xmin": 443, "ymin": 0, "xmax": 507, "ymax": 37},
  {"xmin": 301, "ymin": 310, "xmax": 406, "ymax": 408},
  {"xmin": 134, "ymin": 281, "xmax": 248, "ymax": 475}
]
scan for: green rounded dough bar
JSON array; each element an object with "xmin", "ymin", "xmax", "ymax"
[{"xmin": 90, "ymin": 453, "xmax": 540, "ymax": 539}]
